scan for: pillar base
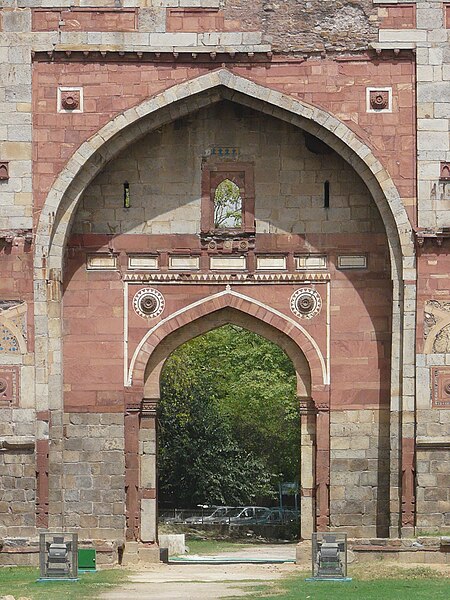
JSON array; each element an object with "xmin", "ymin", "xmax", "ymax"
[
  {"xmin": 296, "ymin": 539, "xmax": 312, "ymax": 566},
  {"xmin": 122, "ymin": 542, "xmax": 161, "ymax": 565}
]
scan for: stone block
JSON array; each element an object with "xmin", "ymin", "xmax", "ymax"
[
  {"xmin": 141, "ymin": 499, "xmax": 156, "ymax": 542},
  {"xmin": 158, "ymin": 534, "xmax": 186, "ymax": 557},
  {"xmin": 138, "ymin": 546, "xmax": 160, "ymax": 564}
]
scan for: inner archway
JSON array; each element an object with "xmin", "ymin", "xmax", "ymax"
[{"xmin": 157, "ymin": 324, "xmax": 303, "ymax": 539}]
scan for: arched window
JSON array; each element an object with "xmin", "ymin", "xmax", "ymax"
[
  {"xmin": 213, "ymin": 179, "xmax": 242, "ymax": 229},
  {"xmin": 200, "ymin": 162, "xmax": 255, "ymax": 236}
]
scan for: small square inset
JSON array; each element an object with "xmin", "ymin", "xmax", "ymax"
[
  {"xmin": 0, "ymin": 366, "xmax": 20, "ymax": 406},
  {"xmin": 58, "ymin": 87, "xmax": 83, "ymax": 113},
  {"xmin": 367, "ymin": 88, "xmax": 392, "ymax": 113},
  {"xmin": 431, "ymin": 367, "xmax": 450, "ymax": 408}
]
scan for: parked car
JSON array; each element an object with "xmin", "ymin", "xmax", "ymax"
[
  {"xmin": 269, "ymin": 508, "xmax": 300, "ymax": 524},
  {"xmin": 184, "ymin": 506, "xmax": 234, "ymax": 524},
  {"xmin": 224, "ymin": 506, "xmax": 272, "ymax": 526}
]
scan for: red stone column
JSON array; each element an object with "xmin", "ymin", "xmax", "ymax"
[
  {"xmin": 401, "ymin": 437, "xmax": 416, "ymax": 529},
  {"xmin": 313, "ymin": 388, "xmax": 330, "ymax": 531},
  {"xmin": 35, "ymin": 411, "xmax": 50, "ymax": 528}
]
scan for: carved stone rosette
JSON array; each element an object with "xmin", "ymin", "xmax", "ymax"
[
  {"xmin": 133, "ymin": 288, "xmax": 165, "ymax": 319},
  {"xmin": 290, "ymin": 288, "xmax": 322, "ymax": 319}
]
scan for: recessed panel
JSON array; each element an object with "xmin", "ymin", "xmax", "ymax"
[
  {"xmin": 128, "ymin": 255, "xmax": 159, "ymax": 270},
  {"xmin": 256, "ymin": 255, "xmax": 287, "ymax": 270},
  {"xmin": 337, "ymin": 255, "xmax": 367, "ymax": 270},
  {"xmin": 210, "ymin": 256, "xmax": 247, "ymax": 270},
  {"xmin": 295, "ymin": 255, "xmax": 327, "ymax": 270},
  {"xmin": 169, "ymin": 256, "xmax": 200, "ymax": 270},
  {"xmin": 86, "ymin": 254, "xmax": 117, "ymax": 270}
]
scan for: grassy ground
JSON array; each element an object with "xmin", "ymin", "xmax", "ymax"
[
  {"xmin": 231, "ymin": 566, "xmax": 449, "ymax": 600},
  {"xmin": 184, "ymin": 538, "xmax": 249, "ymax": 555},
  {"xmin": 0, "ymin": 567, "xmax": 128, "ymax": 600}
]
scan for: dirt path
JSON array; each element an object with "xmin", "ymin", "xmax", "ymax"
[{"xmin": 102, "ymin": 544, "xmax": 300, "ymax": 600}]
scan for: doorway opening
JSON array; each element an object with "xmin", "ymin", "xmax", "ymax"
[{"xmin": 157, "ymin": 324, "xmax": 303, "ymax": 545}]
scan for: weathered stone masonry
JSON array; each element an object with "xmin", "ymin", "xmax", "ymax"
[{"xmin": 0, "ymin": 0, "xmax": 449, "ymax": 564}]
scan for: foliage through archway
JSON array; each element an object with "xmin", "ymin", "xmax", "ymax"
[{"xmin": 158, "ymin": 325, "xmax": 299, "ymax": 508}]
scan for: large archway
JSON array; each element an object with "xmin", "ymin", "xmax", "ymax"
[{"xmin": 37, "ymin": 69, "xmax": 416, "ymax": 540}]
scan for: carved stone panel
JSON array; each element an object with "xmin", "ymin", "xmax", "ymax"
[
  {"xmin": 0, "ymin": 366, "xmax": 20, "ymax": 406},
  {"xmin": 423, "ymin": 300, "xmax": 450, "ymax": 353},
  {"xmin": 431, "ymin": 367, "xmax": 450, "ymax": 408}
]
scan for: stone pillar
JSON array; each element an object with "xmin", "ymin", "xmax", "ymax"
[
  {"xmin": 401, "ymin": 280, "xmax": 417, "ymax": 536},
  {"xmin": 139, "ymin": 399, "xmax": 157, "ymax": 543},
  {"xmin": 124, "ymin": 400, "xmax": 140, "ymax": 541},
  {"xmin": 299, "ymin": 400, "xmax": 316, "ymax": 539}
]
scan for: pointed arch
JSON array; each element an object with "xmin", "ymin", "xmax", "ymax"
[{"xmin": 129, "ymin": 289, "xmax": 327, "ymax": 394}]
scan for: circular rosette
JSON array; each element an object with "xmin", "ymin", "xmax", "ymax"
[
  {"xmin": 290, "ymin": 288, "xmax": 322, "ymax": 320},
  {"xmin": 133, "ymin": 288, "xmax": 165, "ymax": 319}
]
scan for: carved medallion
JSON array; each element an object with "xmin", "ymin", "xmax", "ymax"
[
  {"xmin": 61, "ymin": 90, "xmax": 80, "ymax": 111},
  {"xmin": 290, "ymin": 288, "xmax": 322, "ymax": 320},
  {"xmin": 133, "ymin": 288, "xmax": 165, "ymax": 319},
  {"xmin": 369, "ymin": 90, "xmax": 389, "ymax": 110}
]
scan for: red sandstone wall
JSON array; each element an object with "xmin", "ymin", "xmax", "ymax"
[
  {"xmin": 32, "ymin": 8, "xmax": 137, "ymax": 32},
  {"xmin": 32, "ymin": 58, "xmax": 416, "ymax": 227},
  {"xmin": 63, "ymin": 231, "xmax": 391, "ymax": 413},
  {"xmin": 417, "ymin": 244, "xmax": 450, "ymax": 350},
  {"xmin": 378, "ymin": 4, "xmax": 416, "ymax": 29}
]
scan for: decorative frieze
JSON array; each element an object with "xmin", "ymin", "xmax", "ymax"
[{"xmin": 123, "ymin": 272, "xmax": 331, "ymax": 283}]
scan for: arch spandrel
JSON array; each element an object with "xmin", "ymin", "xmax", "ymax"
[
  {"xmin": 35, "ymin": 68, "xmax": 414, "ymax": 282},
  {"xmin": 128, "ymin": 291, "xmax": 326, "ymax": 401}
]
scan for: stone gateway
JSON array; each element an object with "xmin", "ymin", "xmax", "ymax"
[{"xmin": 0, "ymin": 0, "xmax": 449, "ymax": 565}]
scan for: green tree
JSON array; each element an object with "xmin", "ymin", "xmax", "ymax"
[
  {"xmin": 158, "ymin": 325, "xmax": 299, "ymax": 507},
  {"xmin": 213, "ymin": 179, "xmax": 242, "ymax": 228},
  {"xmin": 158, "ymin": 351, "xmax": 271, "ymax": 507}
]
